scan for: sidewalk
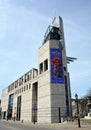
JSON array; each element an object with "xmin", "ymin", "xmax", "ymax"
[
  {"xmin": 20, "ymin": 120, "xmax": 91, "ymax": 130},
  {"xmin": 1, "ymin": 119, "xmax": 91, "ymax": 130},
  {"xmin": 31, "ymin": 122, "xmax": 91, "ymax": 130}
]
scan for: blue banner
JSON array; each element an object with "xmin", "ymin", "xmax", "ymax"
[{"xmin": 50, "ymin": 48, "xmax": 64, "ymax": 84}]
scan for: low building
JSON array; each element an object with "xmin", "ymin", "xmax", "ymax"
[
  {"xmin": 72, "ymin": 98, "xmax": 88, "ymax": 118},
  {"xmin": 85, "ymin": 95, "xmax": 91, "ymax": 119},
  {"xmin": 1, "ymin": 16, "xmax": 72, "ymax": 123}
]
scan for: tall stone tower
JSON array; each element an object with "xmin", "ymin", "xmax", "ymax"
[{"xmin": 38, "ymin": 16, "xmax": 72, "ymax": 123}]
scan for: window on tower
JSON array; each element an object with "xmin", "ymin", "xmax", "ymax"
[
  {"xmin": 44, "ymin": 59, "xmax": 48, "ymax": 71},
  {"xmin": 39, "ymin": 62, "xmax": 43, "ymax": 74}
]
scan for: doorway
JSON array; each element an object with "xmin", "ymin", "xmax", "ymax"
[
  {"xmin": 3, "ymin": 111, "xmax": 6, "ymax": 119},
  {"xmin": 16, "ymin": 95, "xmax": 22, "ymax": 121},
  {"xmin": 8, "ymin": 94, "xmax": 14, "ymax": 119},
  {"xmin": 32, "ymin": 82, "xmax": 38, "ymax": 122}
]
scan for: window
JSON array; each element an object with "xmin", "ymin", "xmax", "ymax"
[
  {"xmin": 8, "ymin": 94, "xmax": 14, "ymax": 119},
  {"xmin": 33, "ymin": 69, "xmax": 38, "ymax": 78},
  {"xmin": 19, "ymin": 77, "xmax": 23, "ymax": 85},
  {"xmin": 44, "ymin": 59, "xmax": 48, "ymax": 71},
  {"xmin": 18, "ymin": 89, "xmax": 19, "ymax": 94},
  {"xmin": 15, "ymin": 90, "xmax": 17, "ymax": 95},
  {"xmin": 27, "ymin": 73, "xmax": 29, "ymax": 81},
  {"xmin": 29, "ymin": 71, "xmax": 32, "ymax": 80},
  {"xmin": 19, "ymin": 78, "xmax": 21, "ymax": 86},
  {"xmin": 29, "ymin": 83, "xmax": 31, "ymax": 89},
  {"xmin": 26, "ymin": 85, "xmax": 28, "ymax": 90},
  {"xmin": 64, "ymin": 67, "xmax": 66, "ymax": 71},
  {"xmin": 8, "ymin": 86, "xmax": 10, "ymax": 92},
  {"xmin": 24, "ymin": 86, "xmax": 25, "ymax": 91},
  {"xmin": 24, "ymin": 74, "xmax": 27, "ymax": 83},
  {"xmin": 21, "ymin": 77, "xmax": 23, "ymax": 84},
  {"xmin": 22, "ymin": 87, "xmax": 23, "ymax": 92},
  {"xmin": 15, "ymin": 80, "xmax": 18, "ymax": 88},
  {"xmin": 20, "ymin": 88, "xmax": 21, "ymax": 93},
  {"xmin": 25, "ymin": 85, "xmax": 28, "ymax": 90},
  {"xmin": 39, "ymin": 62, "xmax": 43, "ymax": 74}
]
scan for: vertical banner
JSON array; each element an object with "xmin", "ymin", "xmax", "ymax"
[{"xmin": 50, "ymin": 48, "xmax": 64, "ymax": 84}]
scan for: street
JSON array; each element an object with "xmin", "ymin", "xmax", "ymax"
[{"xmin": 0, "ymin": 120, "xmax": 57, "ymax": 130}]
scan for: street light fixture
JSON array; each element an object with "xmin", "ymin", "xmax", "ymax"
[{"xmin": 75, "ymin": 93, "xmax": 81, "ymax": 128}]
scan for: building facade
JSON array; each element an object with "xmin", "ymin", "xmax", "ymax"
[
  {"xmin": 1, "ymin": 16, "xmax": 72, "ymax": 123},
  {"xmin": 72, "ymin": 98, "xmax": 88, "ymax": 118}
]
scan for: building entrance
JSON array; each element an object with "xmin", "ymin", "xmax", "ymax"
[
  {"xmin": 32, "ymin": 82, "xmax": 38, "ymax": 123},
  {"xmin": 16, "ymin": 95, "xmax": 22, "ymax": 121},
  {"xmin": 2, "ymin": 111, "xmax": 6, "ymax": 119},
  {"xmin": 8, "ymin": 94, "xmax": 14, "ymax": 120}
]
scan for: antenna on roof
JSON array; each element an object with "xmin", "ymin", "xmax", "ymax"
[{"xmin": 52, "ymin": 10, "xmax": 56, "ymax": 26}]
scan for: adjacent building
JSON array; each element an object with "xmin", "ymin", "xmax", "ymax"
[
  {"xmin": 72, "ymin": 98, "xmax": 88, "ymax": 118},
  {"xmin": 1, "ymin": 16, "xmax": 72, "ymax": 123}
]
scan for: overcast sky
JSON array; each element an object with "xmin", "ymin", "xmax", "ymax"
[{"xmin": 0, "ymin": 0, "xmax": 91, "ymax": 98}]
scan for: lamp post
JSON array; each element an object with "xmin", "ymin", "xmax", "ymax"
[{"xmin": 75, "ymin": 93, "xmax": 81, "ymax": 128}]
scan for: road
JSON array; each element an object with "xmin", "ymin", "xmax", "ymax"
[{"xmin": 0, "ymin": 120, "xmax": 57, "ymax": 130}]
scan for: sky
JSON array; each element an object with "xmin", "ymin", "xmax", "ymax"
[{"xmin": 0, "ymin": 0, "xmax": 91, "ymax": 99}]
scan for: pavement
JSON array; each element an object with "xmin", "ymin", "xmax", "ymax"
[
  {"xmin": 1, "ymin": 119, "xmax": 91, "ymax": 130},
  {"xmin": 28, "ymin": 122, "xmax": 91, "ymax": 130}
]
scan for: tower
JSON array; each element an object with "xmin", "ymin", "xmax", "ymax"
[{"xmin": 38, "ymin": 16, "xmax": 72, "ymax": 123}]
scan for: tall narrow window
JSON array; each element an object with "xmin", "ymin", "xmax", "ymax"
[
  {"xmin": 39, "ymin": 62, "xmax": 43, "ymax": 74},
  {"xmin": 8, "ymin": 94, "xmax": 14, "ymax": 119},
  {"xmin": 44, "ymin": 59, "xmax": 48, "ymax": 71},
  {"xmin": 16, "ymin": 96, "xmax": 22, "ymax": 121},
  {"xmin": 22, "ymin": 87, "xmax": 23, "ymax": 92},
  {"xmin": 26, "ymin": 85, "xmax": 28, "ymax": 90},
  {"xmin": 24, "ymin": 86, "xmax": 26, "ymax": 91},
  {"xmin": 29, "ymin": 83, "xmax": 31, "ymax": 89},
  {"xmin": 15, "ymin": 80, "xmax": 18, "ymax": 88}
]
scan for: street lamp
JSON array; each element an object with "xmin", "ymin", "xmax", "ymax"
[{"xmin": 75, "ymin": 93, "xmax": 81, "ymax": 128}]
